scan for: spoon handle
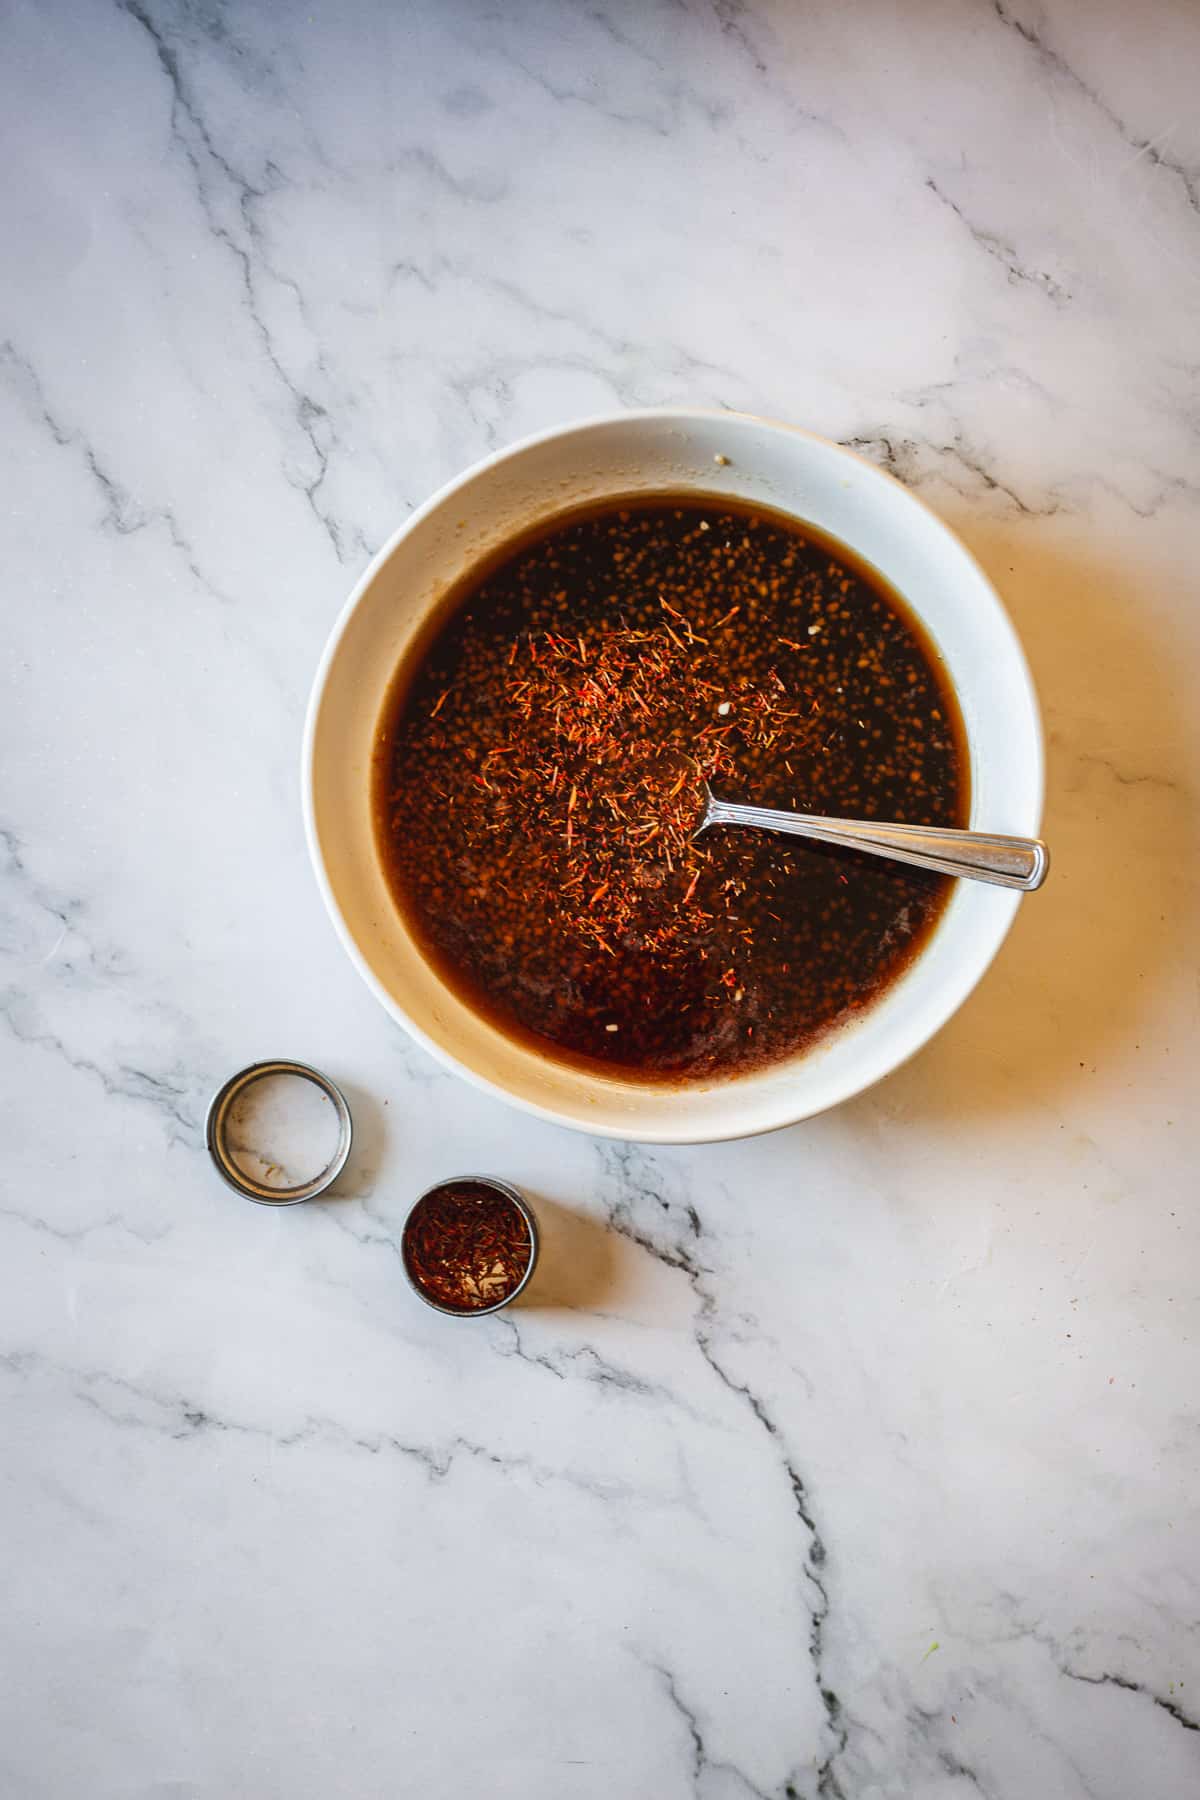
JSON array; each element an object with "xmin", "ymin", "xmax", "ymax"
[{"xmin": 704, "ymin": 796, "xmax": 1049, "ymax": 892}]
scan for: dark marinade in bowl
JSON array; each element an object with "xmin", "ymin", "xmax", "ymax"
[{"xmin": 374, "ymin": 495, "xmax": 968, "ymax": 1082}]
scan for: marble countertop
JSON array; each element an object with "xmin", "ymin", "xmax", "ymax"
[{"xmin": 2, "ymin": 2, "xmax": 1198, "ymax": 1795}]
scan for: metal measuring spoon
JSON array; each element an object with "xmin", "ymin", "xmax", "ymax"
[{"xmin": 697, "ymin": 785, "xmax": 1049, "ymax": 891}]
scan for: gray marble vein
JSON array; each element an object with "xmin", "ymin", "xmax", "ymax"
[{"xmin": 1, "ymin": 1, "xmax": 1198, "ymax": 1796}]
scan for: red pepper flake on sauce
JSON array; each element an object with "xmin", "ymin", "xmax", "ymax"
[
  {"xmin": 402, "ymin": 1181, "xmax": 533, "ymax": 1313},
  {"xmin": 375, "ymin": 496, "xmax": 967, "ymax": 1082}
]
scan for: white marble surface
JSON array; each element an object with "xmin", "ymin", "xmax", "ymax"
[{"xmin": 2, "ymin": 1, "xmax": 1198, "ymax": 1794}]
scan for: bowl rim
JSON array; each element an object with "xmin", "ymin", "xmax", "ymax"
[{"xmin": 302, "ymin": 406, "xmax": 1044, "ymax": 1142}]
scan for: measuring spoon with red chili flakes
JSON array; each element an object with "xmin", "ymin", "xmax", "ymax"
[{"xmin": 401, "ymin": 1177, "xmax": 539, "ymax": 1316}]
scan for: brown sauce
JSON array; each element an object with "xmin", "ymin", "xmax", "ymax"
[{"xmin": 374, "ymin": 495, "xmax": 968, "ymax": 1082}]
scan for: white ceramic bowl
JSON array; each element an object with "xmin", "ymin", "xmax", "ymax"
[{"xmin": 303, "ymin": 410, "xmax": 1042, "ymax": 1143}]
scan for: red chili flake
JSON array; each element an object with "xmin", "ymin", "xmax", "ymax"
[
  {"xmin": 436, "ymin": 610, "xmax": 820, "ymax": 975},
  {"xmin": 403, "ymin": 1180, "xmax": 532, "ymax": 1313}
]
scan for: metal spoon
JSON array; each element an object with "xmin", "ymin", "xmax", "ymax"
[{"xmin": 698, "ymin": 786, "xmax": 1049, "ymax": 891}]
